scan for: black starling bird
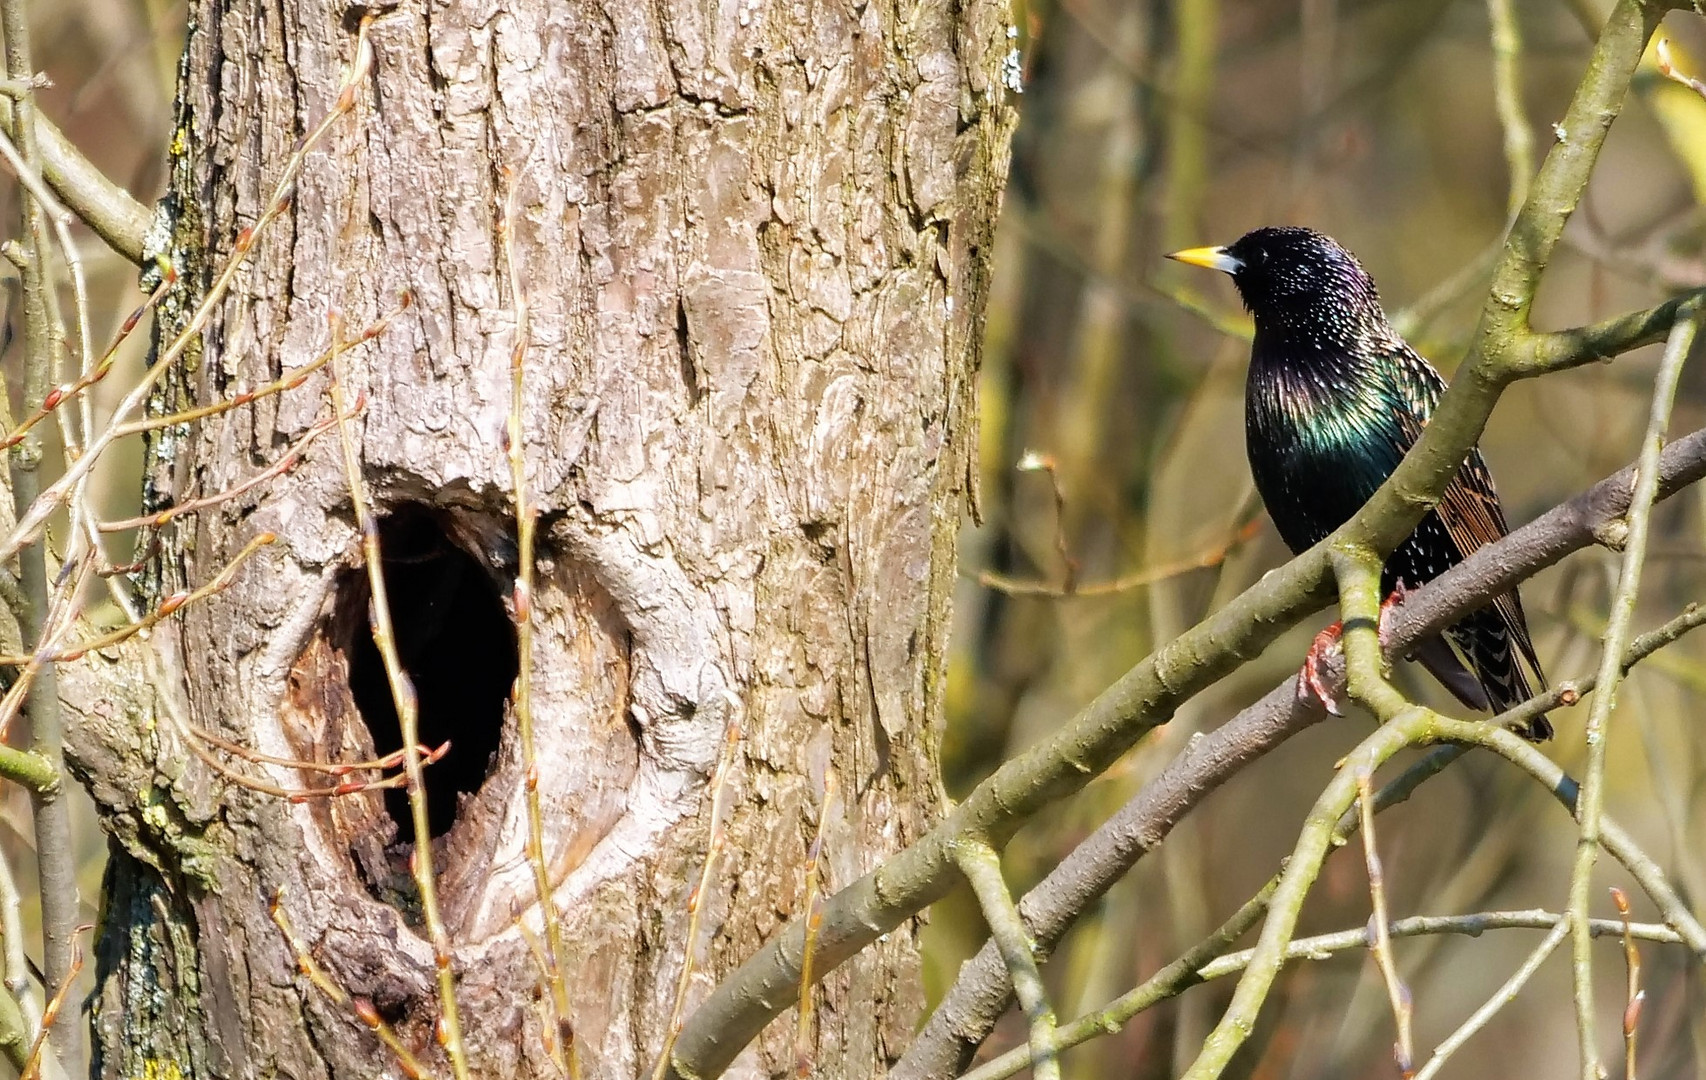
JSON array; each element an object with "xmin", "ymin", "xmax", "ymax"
[{"xmin": 1168, "ymin": 226, "xmax": 1549, "ymax": 739}]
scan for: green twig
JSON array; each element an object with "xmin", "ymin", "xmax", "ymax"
[
  {"xmin": 1565, "ymin": 299, "xmax": 1698, "ymax": 1078},
  {"xmin": 1179, "ymin": 709, "xmax": 1436, "ymax": 1079},
  {"xmin": 0, "ymin": 744, "xmax": 53, "ymax": 791},
  {"xmin": 956, "ymin": 841, "xmax": 1061, "ymax": 1080}
]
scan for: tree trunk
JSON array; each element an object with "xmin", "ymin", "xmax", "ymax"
[{"xmin": 63, "ymin": 1, "xmax": 1012, "ymax": 1076}]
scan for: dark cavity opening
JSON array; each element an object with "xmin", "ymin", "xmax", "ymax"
[{"xmin": 344, "ymin": 505, "xmax": 517, "ymax": 843}]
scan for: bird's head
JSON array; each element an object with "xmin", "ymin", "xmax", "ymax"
[{"xmin": 1168, "ymin": 226, "xmax": 1383, "ymax": 336}]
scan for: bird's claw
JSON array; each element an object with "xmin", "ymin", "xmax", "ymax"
[
  {"xmin": 1299, "ymin": 587, "xmax": 1407, "ymax": 716},
  {"xmin": 1299, "ymin": 622, "xmax": 1345, "ymax": 716},
  {"xmin": 1380, "ymin": 582, "xmax": 1407, "ymax": 646}
]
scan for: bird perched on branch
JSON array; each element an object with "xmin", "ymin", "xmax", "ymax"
[{"xmin": 1168, "ymin": 226, "xmax": 1550, "ymax": 740}]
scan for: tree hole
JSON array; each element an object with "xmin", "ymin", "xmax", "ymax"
[{"xmin": 343, "ymin": 505, "xmax": 517, "ymax": 844}]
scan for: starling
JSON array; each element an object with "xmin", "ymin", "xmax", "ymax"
[{"xmin": 1168, "ymin": 226, "xmax": 1550, "ymax": 739}]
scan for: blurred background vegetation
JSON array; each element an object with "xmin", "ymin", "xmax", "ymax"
[{"xmin": 13, "ymin": 1, "xmax": 1706, "ymax": 1078}]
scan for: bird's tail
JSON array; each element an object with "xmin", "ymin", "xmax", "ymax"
[{"xmin": 1446, "ymin": 605, "xmax": 1551, "ymax": 741}]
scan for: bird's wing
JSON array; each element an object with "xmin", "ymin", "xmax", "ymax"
[{"xmin": 1386, "ymin": 344, "xmax": 1547, "ymax": 691}]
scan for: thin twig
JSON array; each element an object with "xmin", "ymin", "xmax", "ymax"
[
  {"xmin": 0, "ymin": 532, "xmax": 276, "ymax": 666},
  {"xmin": 108, "ymin": 300, "xmax": 406, "ymax": 441},
  {"xmin": 1611, "ymin": 887, "xmax": 1643, "ymax": 1080},
  {"xmin": 497, "ymin": 165, "xmax": 579, "ymax": 1080},
  {"xmin": 652, "ymin": 704, "xmax": 743, "ymax": 1080},
  {"xmin": 329, "ymin": 304, "xmax": 470, "ymax": 1076},
  {"xmin": 1487, "ymin": 0, "xmax": 1535, "ymax": 218},
  {"xmin": 0, "ymin": 272, "xmax": 170, "ymax": 452},
  {"xmin": 0, "ymin": 124, "xmax": 94, "ymax": 446},
  {"xmin": 1656, "ymin": 37, "xmax": 1706, "ymax": 100},
  {"xmin": 270, "ymin": 890, "xmax": 438, "ymax": 1079},
  {"xmin": 972, "ymin": 517, "xmax": 1262, "ymax": 598},
  {"xmin": 0, "ymin": 548, "xmax": 96, "ymax": 746},
  {"xmin": 966, "ymin": 906, "xmax": 1682, "ymax": 1080},
  {"xmin": 1198, "ymin": 911, "xmax": 1681, "ymax": 979},
  {"xmin": 1356, "ymin": 771, "xmax": 1415, "ymax": 1077},
  {"xmin": 188, "ymin": 722, "xmax": 445, "ymax": 779},
  {"xmin": 795, "ymin": 770, "xmax": 837, "ymax": 1078},
  {"xmin": 1565, "ymin": 299, "xmax": 1697, "ymax": 1079},
  {"xmin": 1390, "ymin": 238, "xmax": 1503, "ymax": 341},
  {"xmin": 1411, "ymin": 915, "xmax": 1571, "ymax": 1080},
  {"xmin": 957, "ymin": 841, "xmax": 1061, "ymax": 1080},
  {"xmin": 1014, "ymin": 450, "xmax": 1078, "ymax": 592},
  {"xmin": 1433, "ymin": 717, "xmax": 1706, "ymax": 958},
  {"xmin": 0, "ymin": 843, "xmax": 39, "ymax": 1048},
  {"xmin": 18, "ymin": 923, "xmax": 86, "ymax": 1080},
  {"xmin": 98, "ymin": 407, "xmax": 348, "ymax": 532}
]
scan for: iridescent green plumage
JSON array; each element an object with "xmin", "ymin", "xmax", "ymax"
[{"xmin": 1172, "ymin": 227, "xmax": 1548, "ymax": 738}]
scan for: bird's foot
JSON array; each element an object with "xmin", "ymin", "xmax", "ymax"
[
  {"xmin": 1298, "ymin": 587, "xmax": 1408, "ymax": 716},
  {"xmin": 1299, "ymin": 621, "xmax": 1346, "ymax": 715},
  {"xmin": 1380, "ymin": 582, "xmax": 1407, "ymax": 643}
]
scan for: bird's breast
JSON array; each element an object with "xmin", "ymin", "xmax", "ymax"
[{"xmin": 1243, "ymin": 351, "xmax": 1407, "ymax": 553}]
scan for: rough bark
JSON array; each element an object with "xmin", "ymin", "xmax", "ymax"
[{"xmin": 63, "ymin": 1, "xmax": 1013, "ymax": 1076}]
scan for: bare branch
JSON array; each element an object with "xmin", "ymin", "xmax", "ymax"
[
  {"xmin": 956, "ymin": 842, "xmax": 1061, "ymax": 1080},
  {"xmin": 271, "ymin": 890, "xmax": 438, "ymax": 1079},
  {"xmin": 1565, "ymin": 299, "xmax": 1697, "ymax": 1078},
  {"xmin": 1411, "ymin": 916, "xmax": 1569, "ymax": 1080},
  {"xmin": 652, "ymin": 707, "xmax": 743, "ymax": 1080},
  {"xmin": 1488, "ymin": 0, "xmax": 1535, "ymax": 217},
  {"xmin": 1, "ymin": 0, "xmax": 79, "ymax": 1064},
  {"xmin": 1356, "ymin": 771, "xmax": 1415, "ymax": 1076}
]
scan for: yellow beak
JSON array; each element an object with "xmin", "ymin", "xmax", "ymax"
[{"xmin": 1166, "ymin": 245, "xmax": 1243, "ymax": 274}]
